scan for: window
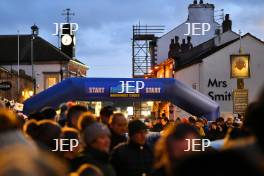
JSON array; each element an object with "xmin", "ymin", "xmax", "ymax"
[{"xmin": 44, "ymin": 73, "xmax": 60, "ymax": 89}]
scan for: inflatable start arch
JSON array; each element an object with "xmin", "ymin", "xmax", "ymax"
[{"xmin": 23, "ymin": 78, "xmax": 220, "ymax": 120}]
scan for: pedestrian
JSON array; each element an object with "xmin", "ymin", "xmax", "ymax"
[
  {"xmin": 40, "ymin": 106, "xmax": 57, "ymax": 120},
  {"xmin": 0, "ymin": 109, "xmax": 37, "ymax": 151},
  {"xmin": 152, "ymin": 117, "xmax": 163, "ymax": 132},
  {"xmin": 195, "ymin": 118, "xmax": 206, "ymax": 137},
  {"xmin": 61, "ymin": 127, "xmax": 81, "ymax": 171},
  {"xmin": 77, "ymin": 112, "xmax": 97, "ymax": 132},
  {"xmin": 216, "ymin": 117, "xmax": 226, "ymax": 138},
  {"xmin": 58, "ymin": 103, "xmax": 69, "ymax": 126},
  {"xmin": 100, "ymin": 106, "xmax": 115, "ymax": 125},
  {"xmin": 174, "ymin": 150, "xmax": 263, "ymax": 176},
  {"xmin": 66, "ymin": 105, "xmax": 88, "ymax": 129},
  {"xmin": 152, "ymin": 124, "xmax": 200, "ymax": 176},
  {"xmin": 23, "ymin": 119, "xmax": 38, "ymax": 139},
  {"xmin": 207, "ymin": 122, "xmax": 222, "ymax": 141},
  {"xmin": 188, "ymin": 116, "xmax": 196, "ymax": 126},
  {"xmin": 74, "ymin": 122, "xmax": 116, "ymax": 176},
  {"xmin": 28, "ymin": 111, "xmax": 45, "ymax": 121},
  {"xmin": 109, "ymin": 113, "xmax": 128, "ymax": 150},
  {"xmin": 0, "ymin": 144, "xmax": 68, "ymax": 176},
  {"xmin": 33, "ymin": 119, "xmax": 61, "ymax": 152},
  {"xmin": 111, "ymin": 119, "xmax": 154, "ymax": 176}
]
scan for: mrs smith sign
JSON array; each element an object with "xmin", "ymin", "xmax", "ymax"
[{"xmin": 233, "ymin": 89, "xmax": 248, "ymax": 114}]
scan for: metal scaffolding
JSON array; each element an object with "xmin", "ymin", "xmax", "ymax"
[
  {"xmin": 132, "ymin": 24, "xmax": 164, "ymax": 118},
  {"xmin": 132, "ymin": 24, "xmax": 164, "ymax": 78}
]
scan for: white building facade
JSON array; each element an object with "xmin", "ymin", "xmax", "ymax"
[
  {"xmin": 157, "ymin": 1, "xmax": 219, "ymax": 64},
  {"xmin": 174, "ymin": 33, "xmax": 264, "ymax": 117}
]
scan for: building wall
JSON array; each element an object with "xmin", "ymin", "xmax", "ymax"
[
  {"xmin": 200, "ymin": 35, "xmax": 264, "ymax": 113},
  {"xmin": 172, "ymin": 35, "xmax": 264, "ymax": 117},
  {"xmin": 157, "ymin": 3, "xmax": 219, "ymax": 64},
  {"xmin": 175, "ymin": 64, "xmax": 200, "ymax": 89},
  {"xmin": 0, "ymin": 70, "xmax": 33, "ymax": 102},
  {"xmin": 3, "ymin": 64, "xmax": 63, "ymax": 93}
]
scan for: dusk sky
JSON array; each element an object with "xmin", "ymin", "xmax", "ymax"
[{"xmin": 1, "ymin": 0, "xmax": 263, "ymax": 77}]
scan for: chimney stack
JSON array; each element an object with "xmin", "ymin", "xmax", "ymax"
[
  {"xmin": 222, "ymin": 14, "xmax": 232, "ymax": 33},
  {"xmin": 188, "ymin": 1, "xmax": 214, "ymax": 23}
]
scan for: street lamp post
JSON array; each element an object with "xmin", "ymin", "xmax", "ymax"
[
  {"xmin": 31, "ymin": 24, "xmax": 39, "ymax": 95},
  {"xmin": 31, "ymin": 35, "xmax": 36, "ymax": 95}
]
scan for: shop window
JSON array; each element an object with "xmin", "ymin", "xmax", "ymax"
[{"xmin": 44, "ymin": 73, "xmax": 59, "ymax": 89}]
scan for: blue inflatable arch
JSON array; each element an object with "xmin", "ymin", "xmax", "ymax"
[{"xmin": 23, "ymin": 78, "xmax": 220, "ymax": 121}]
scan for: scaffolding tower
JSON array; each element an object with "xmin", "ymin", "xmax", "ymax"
[
  {"xmin": 132, "ymin": 24, "xmax": 164, "ymax": 118},
  {"xmin": 132, "ymin": 24, "xmax": 164, "ymax": 78}
]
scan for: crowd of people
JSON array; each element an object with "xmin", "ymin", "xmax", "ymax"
[{"xmin": 0, "ymin": 88, "xmax": 264, "ymax": 176}]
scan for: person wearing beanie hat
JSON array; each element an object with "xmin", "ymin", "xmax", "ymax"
[
  {"xmin": 128, "ymin": 119, "xmax": 147, "ymax": 137},
  {"xmin": 73, "ymin": 122, "xmax": 116, "ymax": 176},
  {"xmin": 83, "ymin": 122, "xmax": 111, "ymax": 149},
  {"xmin": 111, "ymin": 120, "xmax": 154, "ymax": 176}
]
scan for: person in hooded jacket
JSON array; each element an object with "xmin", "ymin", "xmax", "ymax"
[{"xmin": 73, "ymin": 122, "xmax": 116, "ymax": 176}]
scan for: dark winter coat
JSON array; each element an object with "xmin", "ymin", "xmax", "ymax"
[
  {"xmin": 73, "ymin": 147, "xmax": 116, "ymax": 176},
  {"xmin": 111, "ymin": 140, "xmax": 154, "ymax": 176}
]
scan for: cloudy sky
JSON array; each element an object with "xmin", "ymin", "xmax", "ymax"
[{"xmin": 1, "ymin": 0, "xmax": 263, "ymax": 77}]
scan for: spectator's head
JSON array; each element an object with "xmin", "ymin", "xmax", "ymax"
[
  {"xmin": 154, "ymin": 124, "xmax": 200, "ymax": 175},
  {"xmin": 16, "ymin": 113, "xmax": 27, "ymax": 129},
  {"xmin": 188, "ymin": 116, "xmax": 196, "ymax": 125},
  {"xmin": 175, "ymin": 117, "xmax": 181, "ymax": 122},
  {"xmin": 28, "ymin": 111, "xmax": 45, "ymax": 121},
  {"xmin": 244, "ymin": 90, "xmax": 264, "ymax": 149},
  {"xmin": 71, "ymin": 164, "xmax": 103, "ymax": 176},
  {"xmin": 216, "ymin": 117, "xmax": 225, "ymax": 126},
  {"xmin": 195, "ymin": 118, "xmax": 204, "ymax": 128},
  {"xmin": 233, "ymin": 118, "xmax": 242, "ymax": 128},
  {"xmin": 5, "ymin": 101, "xmax": 11, "ymax": 109},
  {"xmin": 35, "ymin": 120, "xmax": 61, "ymax": 151},
  {"xmin": 128, "ymin": 120, "xmax": 148, "ymax": 145},
  {"xmin": 210, "ymin": 122, "xmax": 217, "ymax": 130},
  {"xmin": 23, "ymin": 119, "xmax": 38, "ymax": 139},
  {"xmin": 0, "ymin": 145, "xmax": 67, "ymax": 176},
  {"xmin": 201, "ymin": 118, "xmax": 208, "ymax": 126},
  {"xmin": 61, "ymin": 127, "xmax": 80, "ymax": 157},
  {"xmin": 82, "ymin": 122, "xmax": 111, "ymax": 153},
  {"xmin": 99, "ymin": 106, "xmax": 115, "ymax": 125},
  {"xmin": 109, "ymin": 113, "xmax": 128, "ymax": 135},
  {"xmin": 181, "ymin": 117, "xmax": 189, "ymax": 124},
  {"xmin": 59, "ymin": 103, "xmax": 68, "ymax": 115},
  {"xmin": 77, "ymin": 112, "xmax": 97, "ymax": 132},
  {"xmin": 161, "ymin": 118, "xmax": 169, "ymax": 126},
  {"xmin": 67, "ymin": 105, "xmax": 88, "ymax": 128},
  {"xmin": 40, "ymin": 107, "xmax": 57, "ymax": 120},
  {"xmin": 0, "ymin": 109, "xmax": 19, "ymax": 133},
  {"xmin": 175, "ymin": 150, "xmax": 263, "ymax": 176},
  {"xmin": 226, "ymin": 116, "xmax": 234, "ymax": 126},
  {"xmin": 161, "ymin": 113, "xmax": 166, "ymax": 118},
  {"xmin": 166, "ymin": 124, "xmax": 200, "ymax": 159}
]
